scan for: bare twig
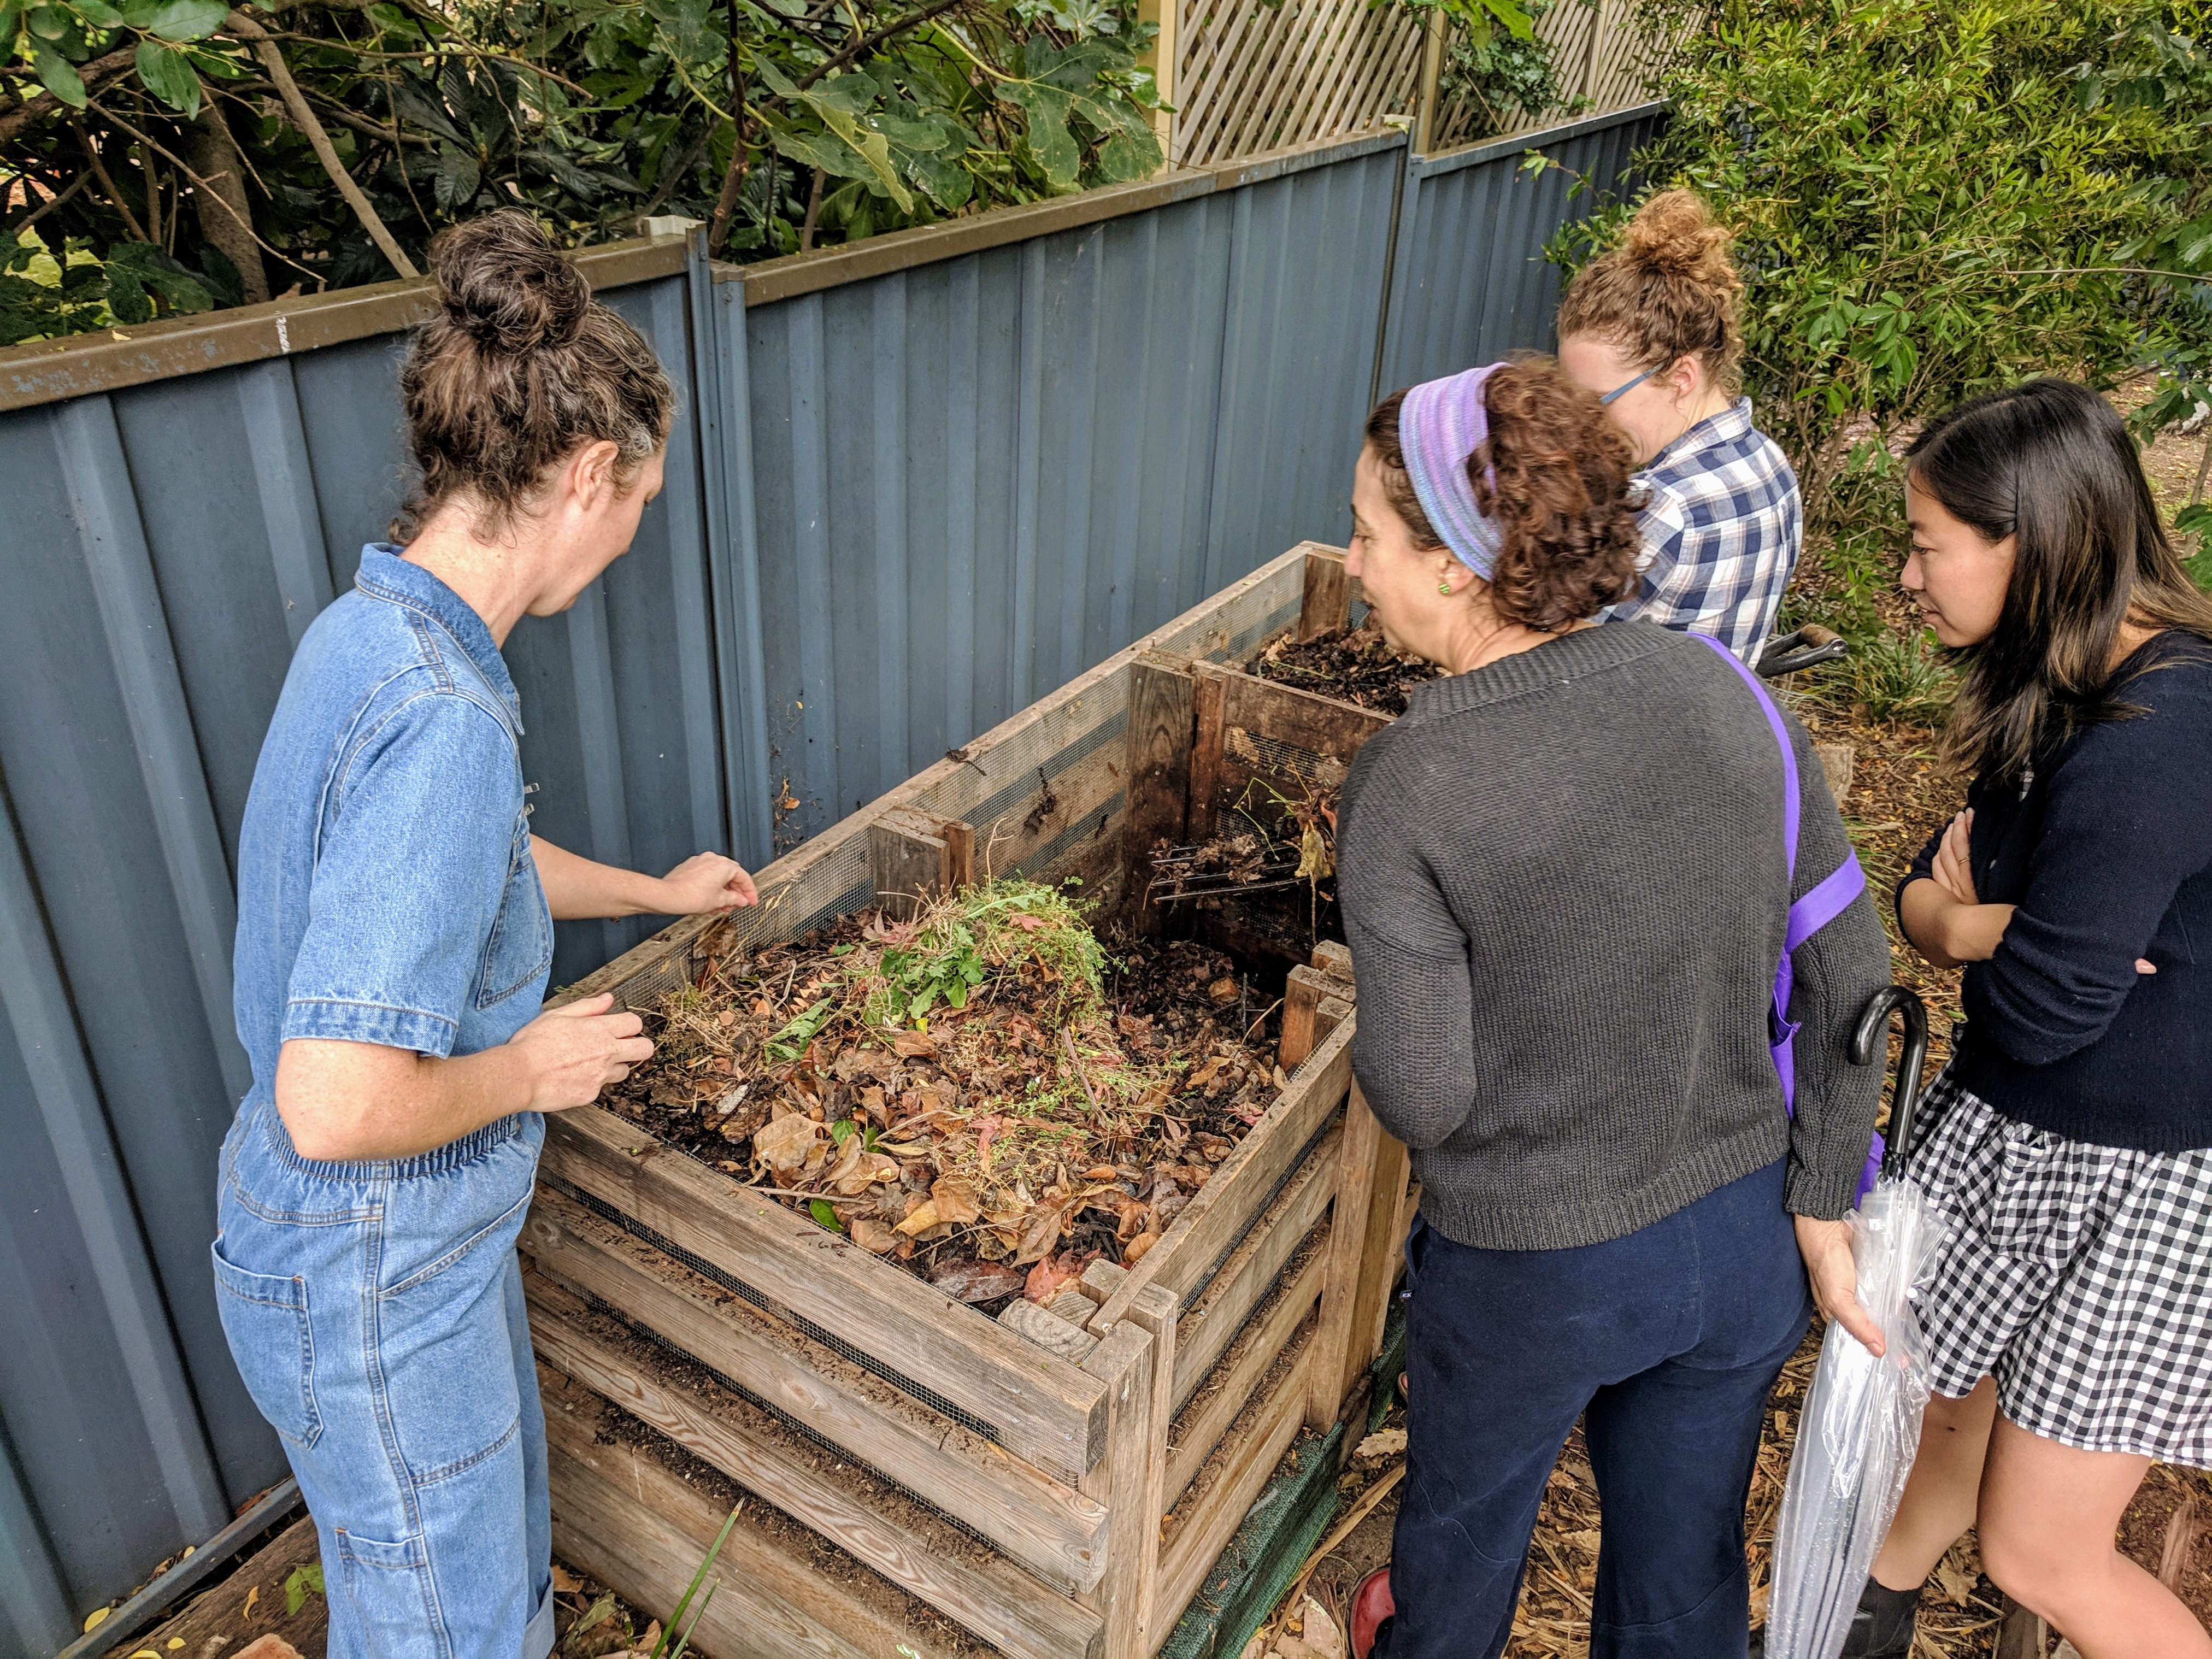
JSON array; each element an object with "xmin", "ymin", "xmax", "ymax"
[
  {"xmin": 798, "ymin": 163, "xmax": 826, "ymax": 250},
  {"xmin": 1059, "ymin": 1028, "xmax": 1102, "ymax": 1113},
  {"xmin": 69, "ymin": 118, "xmax": 148, "ymax": 243},
  {"xmin": 1, "ymin": 168, "xmax": 91, "ymax": 239},
  {"xmin": 225, "ymin": 10, "xmax": 417, "ymax": 279},
  {"xmin": 705, "ymin": 19, "xmax": 751, "ymax": 257},
  {"xmin": 87, "ymin": 98, "xmax": 323, "ymax": 283}
]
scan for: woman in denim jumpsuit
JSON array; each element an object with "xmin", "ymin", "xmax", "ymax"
[{"xmin": 214, "ymin": 212, "xmax": 757, "ymax": 1659}]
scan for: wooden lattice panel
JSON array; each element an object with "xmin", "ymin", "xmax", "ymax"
[
  {"xmin": 1170, "ymin": 0, "xmax": 1664, "ymax": 165},
  {"xmin": 1172, "ymin": 0, "xmax": 1428, "ymax": 167}
]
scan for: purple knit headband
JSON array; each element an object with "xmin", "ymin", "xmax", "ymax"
[{"xmin": 1399, "ymin": 362, "xmax": 1505, "ymax": 582}]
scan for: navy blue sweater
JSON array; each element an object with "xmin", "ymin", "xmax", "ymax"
[{"xmin": 1902, "ymin": 631, "xmax": 2212, "ymax": 1151}]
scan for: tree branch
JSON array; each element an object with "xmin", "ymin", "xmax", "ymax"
[
  {"xmin": 223, "ymin": 9, "xmax": 419, "ymax": 278},
  {"xmin": 91, "ymin": 95, "xmax": 325, "ymax": 283},
  {"xmin": 69, "ymin": 116, "xmax": 149, "ymax": 242},
  {"xmin": 796, "ymin": 0, "xmax": 968, "ymax": 93},
  {"xmin": 0, "ymin": 48, "xmax": 138, "ymax": 146},
  {"xmin": 1, "ymin": 168, "xmax": 92, "ymax": 240}
]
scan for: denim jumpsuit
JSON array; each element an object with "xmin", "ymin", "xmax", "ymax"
[{"xmin": 218, "ymin": 546, "xmax": 556, "ymax": 1659}]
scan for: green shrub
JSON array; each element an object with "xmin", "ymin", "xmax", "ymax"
[{"xmin": 1553, "ymin": 0, "xmax": 2212, "ymax": 528}]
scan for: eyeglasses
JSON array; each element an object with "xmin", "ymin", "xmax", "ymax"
[{"xmin": 1601, "ymin": 365, "xmax": 1660, "ymax": 404}]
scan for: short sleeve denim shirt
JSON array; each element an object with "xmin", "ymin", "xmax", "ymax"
[{"xmin": 231, "ymin": 546, "xmax": 552, "ymax": 1110}]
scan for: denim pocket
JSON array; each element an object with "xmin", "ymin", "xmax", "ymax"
[
  {"xmin": 477, "ymin": 809, "xmax": 551, "ymax": 1010},
  {"xmin": 211, "ymin": 1240, "xmax": 322, "ymax": 1448}
]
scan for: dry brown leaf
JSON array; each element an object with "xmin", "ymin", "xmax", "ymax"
[
  {"xmin": 850, "ymin": 1218, "xmax": 898, "ymax": 1254},
  {"xmin": 752, "ymin": 1113, "xmax": 821, "ymax": 1174},
  {"xmin": 932, "ymin": 1179, "xmax": 981, "ymax": 1225},
  {"xmin": 1083, "ymin": 1164, "xmax": 1120, "ymax": 1182},
  {"xmin": 896, "ymin": 1198, "xmax": 943, "ymax": 1237},
  {"xmin": 1123, "ymin": 1229, "xmax": 1160, "ymax": 1263},
  {"xmin": 1355, "ymin": 1428, "xmax": 1407, "ymax": 1461},
  {"xmin": 931, "ymin": 1259, "xmax": 1027, "ymax": 1302},
  {"xmin": 551, "ymin": 1564, "xmax": 584, "ymax": 1593},
  {"xmin": 891, "ymin": 1029, "xmax": 938, "ymax": 1059},
  {"xmin": 1025, "ymin": 1251, "xmax": 1078, "ymax": 1303},
  {"xmin": 1014, "ymin": 1197, "xmax": 1077, "ymax": 1265},
  {"xmin": 1208, "ymin": 976, "xmax": 1240, "ymax": 1007}
]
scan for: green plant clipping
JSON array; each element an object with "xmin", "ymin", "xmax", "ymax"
[{"xmin": 284, "ymin": 1563, "xmax": 325, "ymax": 1618}]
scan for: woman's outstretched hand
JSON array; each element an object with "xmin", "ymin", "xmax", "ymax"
[
  {"xmin": 1795, "ymin": 1214, "xmax": 1886, "ymax": 1356},
  {"xmin": 657, "ymin": 851, "xmax": 760, "ymax": 915},
  {"xmin": 510, "ymin": 992, "xmax": 655, "ymax": 1113}
]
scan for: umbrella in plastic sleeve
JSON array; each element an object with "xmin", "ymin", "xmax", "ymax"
[{"xmin": 1764, "ymin": 986, "xmax": 1944, "ymax": 1659}]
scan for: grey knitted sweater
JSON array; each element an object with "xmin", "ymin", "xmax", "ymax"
[{"xmin": 1337, "ymin": 620, "xmax": 1889, "ymax": 1251}]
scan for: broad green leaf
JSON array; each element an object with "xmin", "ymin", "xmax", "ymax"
[
  {"xmin": 28, "ymin": 3, "xmax": 69, "ymax": 36},
  {"xmin": 134, "ymin": 39, "xmax": 199, "ymax": 115},
  {"xmin": 283, "ymin": 1564, "xmax": 325, "ymax": 1619},
  {"xmin": 433, "ymin": 143, "xmax": 481, "ymax": 211},
  {"xmin": 1093, "ymin": 126, "xmax": 1160, "ymax": 184},
  {"xmin": 1002, "ymin": 80, "xmax": 1080, "ymax": 190},
  {"xmin": 116, "ymin": 0, "xmax": 159, "ymax": 25},
  {"xmin": 809, "ymin": 1199, "xmax": 843, "ymax": 1232},
  {"xmin": 143, "ymin": 0, "xmax": 222, "ymax": 39},
  {"xmin": 33, "ymin": 42, "xmax": 87, "ymax": 105},
  {"xmin": 73, "ymin": 0, "xmax": 126, "ymax": 25}
]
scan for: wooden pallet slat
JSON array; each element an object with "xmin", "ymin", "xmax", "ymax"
[
  {"xmin": 541, "ymin": 1105, "xmax": 1110, "ymax": 1485},
  {"xmin": 533, "ymin": 1281, "xmax": 1108, "ymax": 1659},
  {"xmin": 522, "ymin": 1186, "xmax": 1113, "ymax": 1589}
]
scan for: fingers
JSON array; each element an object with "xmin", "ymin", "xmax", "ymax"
[
  {"xmin": 614, "ymin": 1034, "xmax": 656, "ymax": 1066},
  {"xmin": 544, "ymin": 991, "xmax": 617, "ymax": 1019},
  {"xmin": 2137, "ymin": 958, "xmax": 2158, "ymax": 974},
  {"xmin": 1829, "ymin": 1295, "xmax": 1887, "ymax": 1358}
]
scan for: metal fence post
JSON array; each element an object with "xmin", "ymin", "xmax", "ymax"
[{"xmin": 687, "ymin": 231, "xmax": 775, "ymax": 870}]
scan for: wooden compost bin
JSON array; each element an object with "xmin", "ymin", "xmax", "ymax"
[{"xmin": 522, "ymin": 544, "xmax": 1410, "ymax": 1659}]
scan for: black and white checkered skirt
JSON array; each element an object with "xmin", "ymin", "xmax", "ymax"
[{"xmin": 1903, "ymin": 1066, "xmax": 2212, "ymax": 1468}]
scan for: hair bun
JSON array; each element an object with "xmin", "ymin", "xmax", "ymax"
[
  {"xmin": 432, "ymin": 210, "xmax": 590, "ymax": 353},
  {"xmin": 1619, "ymin": 189, "xmax": 1735, "ymax": 282}
]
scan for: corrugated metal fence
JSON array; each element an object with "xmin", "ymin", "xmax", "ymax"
[{"xmin": 0, "ymin": 99, "xmax": 1660, "ymax": 1656}]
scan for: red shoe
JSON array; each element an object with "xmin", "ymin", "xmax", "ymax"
[{"xmin": 1350, "ymin": 1567, "xmax": 1396, "ymax": 1659}]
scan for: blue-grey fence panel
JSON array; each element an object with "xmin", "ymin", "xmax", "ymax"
[
  {"xmin": 740, "ymin": 140, "xmax": 1403, "ymax": 846},
  {"xmin": 0, "ymin": 101, "xmax": 1661, "ymax": 1653},
  {"xmin": 1381, "ymin": 102, "xmax": 1667, "ymax": 391},
  {"xmin": 0, "ymin": 266, "xmax": 722, "ymax": 1656}
]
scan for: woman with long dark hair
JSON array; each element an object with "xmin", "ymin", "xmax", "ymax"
[
  {"xmin": 1834, "ymin": 380, "xmax": 2212, "ymax": 1658},
  {"xmin": 1335, "ymin": 358, "xmax": 1890, "ymax": 1659},
  {"xmin": 215, "ymin": 212, "xmax": 757, "ymax": 1658}
]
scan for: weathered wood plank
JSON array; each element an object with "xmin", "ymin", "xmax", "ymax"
[
  {"xmin": 1167, "ymin": 1258, "xmax": 1323, "ymax": 1512},
  {"xmin": 1311, "ymin": 939, "xmax": 1354, "ymax": 984},
  {"xmin": 1278, "ymin": 964, "xmax": 1331, "ymax": 1071},
  {"xmin": 1001, "ymin": 1297, "xmax": 1103, "ymax": 1364},
  {"xmin": 1187, "ymin": 664, "xmax": 1231, "ymax": 844},
  {"xmin": 1089, "ymin": 1018, "xmax": 1355, "ymax": 1336},
  {"xmin": 869, "ymin": 815, "xmax": 950, "ymax": 921},
  {"xmin": 532, "ymin": 1281, "xmax": 1106, "ymax": 1657},
  {"xmin": 522, "ymin": 1186, "xmax": 1109, "ymax": 1587},
  {"xmin": 1172, "ymin": 1128, "xmax": 1338, "ymax": 1410},
  {"xmin": 1152, "ymin": 1347, "xmax": 1314, "ymax": 1651},
  {"xmin": 1075, "ymin": 1321, "xmax": 1160, "ymax": 1659},
  {"xmin": 542, "ymin": 1366, "xmax": 980, "ymax": 1659},
  {"xmin": 1297, "ymin": 547, "xmax": 1352, "ymax": 643},
  {"xmin": 1308, "ymin": 1083, "xmax": 1385, "ymax": 1429},
  {"xmin": 1217, "ymin": 669, "xmax": 1392, "ymax": 773},
  {"xmin": 539, "ymin": 1106, "xmax": 1108, "ymax": 1484},
  {"xmin": 1123, "ymin": 655, "xmax": 1196, "ymax": 931}
]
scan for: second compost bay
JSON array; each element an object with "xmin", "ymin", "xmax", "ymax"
[{"xmin": 601, "ymin": 879, "xmax": 1287, "ymax": 1313}]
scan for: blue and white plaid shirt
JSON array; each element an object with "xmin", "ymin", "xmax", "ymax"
[{"xmin": 1606, "ymin": 397, "xmax": 1802, "ymax": 665}]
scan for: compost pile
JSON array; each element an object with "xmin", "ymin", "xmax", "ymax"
[
  {"xmin": 1252, "ymin": 621, "xmax": 1445, "ymax": 716},
  {"xmin": 603, "ymin": 881, "xmax": 1284, "ymax": 1307}
]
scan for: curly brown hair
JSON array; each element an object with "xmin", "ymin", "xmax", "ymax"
[
  {"xmin": 394, "ymin": 211, "xmax": 675, "ymax": 540},
  {"xmin": 1364, "ymin": 358, "xmax": 1645, "ymax": 632},
  {"xmin": 1555, "ymin": 190, "xmax": 1744, "ymax": 395}
]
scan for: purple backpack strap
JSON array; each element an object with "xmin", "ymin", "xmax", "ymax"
[{"xmin": 1692, "ymin": 637, "xmax": 1870, "ymax": 1179}]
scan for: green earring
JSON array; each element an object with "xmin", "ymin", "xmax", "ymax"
[{"xmin": 1438, "ymin": 575, "xmax": 1452, "ymax": 596}]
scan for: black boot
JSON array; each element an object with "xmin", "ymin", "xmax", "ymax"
[{"xmin": 1748, "ymin": 1578, "xmax": 1919, "ymax": 1658}]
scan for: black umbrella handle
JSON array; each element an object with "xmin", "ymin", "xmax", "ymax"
[{"xmin": 1849, "ymin": 986, "xmax": 1929, "ymax": 1181}]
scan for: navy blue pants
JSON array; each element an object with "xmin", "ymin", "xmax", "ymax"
[{"xmin": 1375, "ymin": 1159, "xmax": 1810, "ymax": 1659}]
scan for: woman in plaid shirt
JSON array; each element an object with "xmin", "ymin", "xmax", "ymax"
[{"xmin": 1558, "ymin": 192, "xmax": 1803, "ymax": 666}]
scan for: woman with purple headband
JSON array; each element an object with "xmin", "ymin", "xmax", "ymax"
[{"xmin": 1332, "ymin": 359, "xmax": 1889, "ymax": 1659}]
